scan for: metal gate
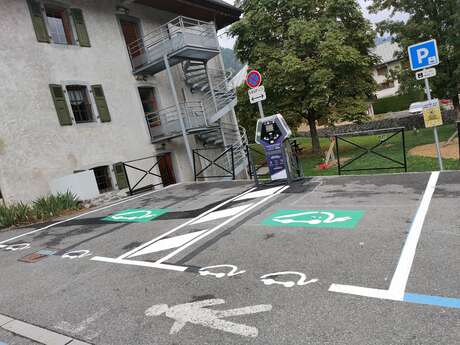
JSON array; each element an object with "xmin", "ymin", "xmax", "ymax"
[
  {"xmin": 193, "ymin": 146, "xmax": 236, "ymax": 181},
  {"xmin": 122, "ymin": 154, "xmax": 168, "ymax": 195},
  {"xmin": 334, "ymin": 127, "xmax": 407, "ymax": 175}
]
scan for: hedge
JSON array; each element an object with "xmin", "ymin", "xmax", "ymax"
[{"xmin": 373, "ymin": 91, "xmax": 424, "ymax": 114}]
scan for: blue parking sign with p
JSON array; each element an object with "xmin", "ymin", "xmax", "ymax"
[{"xmin": 408, "ymin": 39, "xmax": 439, "ymax": 71}]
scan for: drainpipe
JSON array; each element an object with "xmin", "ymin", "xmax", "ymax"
[{"xmin": 163, "ymin": 55, "xmax": 194, "ymax": 169}]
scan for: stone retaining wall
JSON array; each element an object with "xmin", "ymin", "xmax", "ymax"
[{"xmin": 300, "ymin": 110, "xmax": 458, "ymax": 137}]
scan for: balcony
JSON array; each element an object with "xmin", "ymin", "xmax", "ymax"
[
  {"xmin": 129, "ymin": 16, "xmax": 220, "ymax": 75},
  {"xmin": 146, "ymin": 102, "xmax": 218, "ymax": 143}
]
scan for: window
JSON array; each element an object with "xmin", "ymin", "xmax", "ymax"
[
  {"xmin": 27, "ymin": 0, "xmax": 91, "ymax": 46},
  {"xmin": 376, "ymin": 66, "xmax": 388, "ymax": 76},
  {"xmin": 378, "ymin": 80, "xmax": 395, "ymax": 90},
  {"xmin": 66, "ymin": 85, "xmax": 93, "ymax": 123},
  {"xmin": 92, "ymin": 166, "xmax": 113, "ymax": 193},
  {"xmin": 44, "ymin": 5, "xmax": 73, "ymax": 44}
]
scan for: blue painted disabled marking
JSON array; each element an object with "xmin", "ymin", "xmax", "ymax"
[
  {"xmin": 404, "ymin": 293, "xmax": 460, "ymax": 309},
  {"xmin": 0, "ymin": 342, "xmax": 8, "ymax": 345}
]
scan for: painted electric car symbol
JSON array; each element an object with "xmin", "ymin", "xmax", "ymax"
[
  {"xmin": 199, "ymin": 265, "xmax": 246, "ymax": 278},
  {"xmin": 260, "ymin": 272, "xmax": 319, "ymax": 288},
  {"xmin": 3, "ymin": 243, "xmax": 31, "ymax": 251},
  {"xmin": 272, "ymin": 211, "xmax": 352, "ymax": 225},
  {"xmin": 62, "ymin": 250, "xmax": 91, "ymax": 259}
]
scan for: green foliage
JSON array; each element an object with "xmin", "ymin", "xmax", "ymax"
[
  {"xmin": 370, "ymin": 0, "xmax": 460, "ymax": 108},
  {"xmin": 230, "ymin": 0, "xmax": 377, "ymax": 152},
  {"xmin": 0, "ymin": 191, "xmax": 81, "ymax": 229},
  {"xmin": 373, "ymin": 91, "xmax": 424, "ymax": 114}
]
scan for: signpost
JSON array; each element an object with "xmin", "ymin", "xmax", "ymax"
[
  {"xmin": 408, "ymin": 39, "xmax": 443, "ymax": 170},
  {"xmin": 246, "ymin": 70, "xmax": 265, "ymax": 118}
]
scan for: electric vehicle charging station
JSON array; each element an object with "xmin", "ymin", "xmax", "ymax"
[{"xmin": 254, "ymin": 114, "xmax": 303, "ymax": 184}]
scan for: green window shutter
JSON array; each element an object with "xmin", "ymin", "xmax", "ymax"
[
  {"xmin": 70, "ymin": 8, "xmax": 91, "ymax": 47},
  {"xmin": 27, "ymin": 0, "xmax": 49, "ymax": 43},
  {"xmin": 49, "ymin": 84, "xmax": 72, "ymax": 126},
  {"xmin": 113, "ymin": 163, "xmax": 129, "ymax": 189},
  {"xmin": 91, "ymin": 85, "xmax": 111, "ymax": 122}
]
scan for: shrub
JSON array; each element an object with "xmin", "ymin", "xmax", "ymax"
[
  {"xmin": 373, "ymin": 91, "xmax": 424, "ymax": 114},
  {"xmin": 0, "ymin": 191, "xmax": 80, "ymax": 229}
]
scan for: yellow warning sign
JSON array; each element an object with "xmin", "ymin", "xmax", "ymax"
[{"xmin": 422, "ymin": 99, "xmax": 443, "ymax": 128}]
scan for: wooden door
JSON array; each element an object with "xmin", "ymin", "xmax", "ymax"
[
  {"xmin": 159, "ymin": 153, "xmax": 176, "ymax": 186},
  {"xmin": 120, "ymin": 19, "xmax": 141, "ymax": 57}
]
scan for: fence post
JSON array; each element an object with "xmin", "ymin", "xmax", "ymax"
[
  {"xmin": 457, "ymin": 121, "xmax": 460, "ymax": 165},
  {"xmin": 231, "ymin": 146, "xmax": 235, "ymax": 180},
  {"xmin": 401, "ymin": 128, "xmax": 408, "ymax": 172},
  {"xmin": 335, "ymin": 135, "xmax": 341, "ymax": 176},
  {"xmin": 192, "ymin": 150, "xmax": 197, "ymax": 182},
  {"xmin": 122, "ymin": 163, "xmax": 133, "ymax": 195}
]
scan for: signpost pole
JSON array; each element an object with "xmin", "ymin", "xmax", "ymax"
[
  {"xmin": 424, "ymin": 78, "xmax": 444, "ymax": 170},
  {"xmin": 257, "ymin": 101, "xmax": 265, "ymax": 118}
]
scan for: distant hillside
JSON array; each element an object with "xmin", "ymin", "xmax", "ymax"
[{"xmin": 221, "ymin": 48, "xmax": 244, "ymax": 77}]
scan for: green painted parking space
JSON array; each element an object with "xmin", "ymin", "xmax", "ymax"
[
  {"xmin": 262, "ymin": 210, "xmax": 365, "ymax": 229},
  {"xmin": 102, "ymin": 208, "xmax": 168, "ymax": 223}
]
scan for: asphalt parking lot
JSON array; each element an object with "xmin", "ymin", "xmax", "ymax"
[{"xmin": 0, "ymin": 172, "xmax": 459, "ymax": 345}]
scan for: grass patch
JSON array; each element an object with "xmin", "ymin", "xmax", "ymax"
[
  {"xmin": 0, "ymin": 191, "xmax": 81, "ymax": 229},
  {"xmin": 250, "ymin": 124, "xmax": 459, "ymax": 177}
]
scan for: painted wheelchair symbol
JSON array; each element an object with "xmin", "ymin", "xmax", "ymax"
[
  {"xmin": 199, "ymin": 265, "xmax": 246, "ymax": 278},
  {"xmin": 260, "ymin": 272, "xmax": 318, "ymax": 288},
  {"xmin": 272, "ymin": 211, "xmax": 351, "ymax": 225}
]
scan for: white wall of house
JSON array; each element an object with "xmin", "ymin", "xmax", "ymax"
[
  {"xmin": 0, "ymin": 0, "xmax": 232, "ymax": 203},
  {"xmin": 373, "ymin": 60, "xmax": 401, "ymax": 99}
]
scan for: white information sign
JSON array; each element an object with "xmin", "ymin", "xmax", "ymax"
[
  {"xmin": 416, "ymin": 68, "xmax": 437, "ymax": 80},
  {"xmin": 248, "ymin": 86, "xmax": 266, "ymax": 104}
]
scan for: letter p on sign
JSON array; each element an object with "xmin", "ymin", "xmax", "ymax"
[
  {"xmin": 417, "ymin": 48, "xmax": 429, "ymax": 64},
  {"xmin": 408, "ymin": 39, "xmax": 439, "ymax": 71}
]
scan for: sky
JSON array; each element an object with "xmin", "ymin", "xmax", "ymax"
[{"xmin": 218, "ymin": 0, "xmax": 408, "ymax": 48}]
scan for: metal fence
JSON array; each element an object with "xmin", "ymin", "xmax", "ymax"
[
  {"xmin": 334, "ymin": 127, "xmax": 407, "ymax": 175},
  {"xmin": 122, "ymin": 155, "xmax": 167, "ymax": 195},
  {"xmin": 193, "ymin": 146, "xmax": 236, "ymax": 181}
]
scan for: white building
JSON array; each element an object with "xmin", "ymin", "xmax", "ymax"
[
  {"xmin": 0, "ymin": 0, "xmax": 247, "ymax": 204},
  {"xmin": 371, "ymin": 41, "xmax": 402, "ymax": 99}
]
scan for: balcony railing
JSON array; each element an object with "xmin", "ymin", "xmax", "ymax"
[
  {"xmin": 128, "ymin": 16, "xmax": 220, "ymax": 75},
  {"xmin": 146, "ymin": 102, "xmax": 217, "ymax": 143}
]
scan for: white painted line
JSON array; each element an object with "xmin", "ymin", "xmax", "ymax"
[
  {"xmin": 191, "ymin": 204, "xmax": 253, "ymax": 225},
  {"xmin": 234, "ymin": 186, "xmax": 286, "ymax": 201},
  {"xmin": 388, "ymin": 171, "xmax": 440, "ymax": 299},
  {"xmin": 117, "ymin": 186, "xmax": 257, "ymax": 259},
  {"xmin": 0, "ymin": 314, "xmax": 13, "ymax": 327},
  {"xmin": 0, "ymin": 183, "xmax": 183, "ymax": 245},
  {"xmin": 328, "ymin": 171, "xmax": 440, "ymax": 302},
  {"xmin": 155, "ymin": 185, "xmax": 289, "ymax": 264},
  {"xmin": 2, "ymin": 319, "xmax": 73, "ymax": 345},
  {"xmin": 329, "ymin": 284, "xmax": 399, "ymax": 300},
  {"xmin": 91, "ymin": 256, "xmax": 188, "ymax": 272},
  {"xmin": 128, "ymin": 230, "xmax": 208, "ymax": 258}
]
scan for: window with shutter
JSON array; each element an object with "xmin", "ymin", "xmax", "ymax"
[
  {"xmin": 49, "ymin": 84, "xmax": 72, "ymax": 126},
  {"xmin": 27, "ymin": 0, "xmax": 50, "ymax": 43},
  {"xmin": 113, "ymin": 163, "xmax": 129, "ymax": 190},
  {"xmin": 70, "ymin": 8, "xmax": 91, "ymax": 47},
  {"xmin": 91, "ymin": 85, "xmax": 111, "ymax": 122}
]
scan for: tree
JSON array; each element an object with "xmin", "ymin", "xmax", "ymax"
[
  {"xmin": 370, "ymin": 0, "xmax": 460, "ymax": 113},
  {"xmin": 230, "ymin": 0, "xmax": 377, "ymax": 154}
]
